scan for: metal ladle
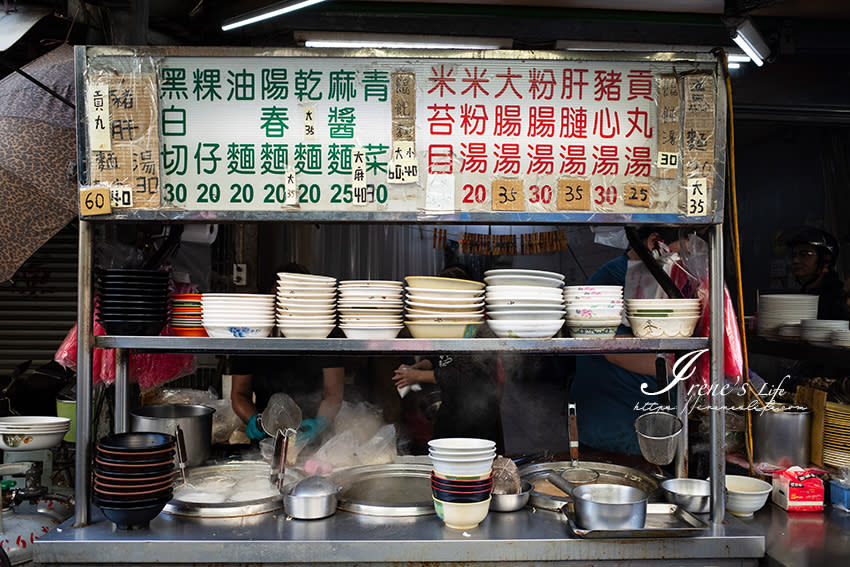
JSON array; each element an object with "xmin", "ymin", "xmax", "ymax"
[{"xmin": 560, "ymin": 403, "xmax": 599, "ymax": 484}]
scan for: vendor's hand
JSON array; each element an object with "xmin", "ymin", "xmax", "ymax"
[
  {"xmin": 392, "ymin": 364, "xmax": 420, "ymax": 388},
  {"xmin": 246, "ymin": 413, "xmax": 267, "ymax": 441},
  {"xmin": 296, "ymin": 416, "xmax": 328, "ymax": 447}
]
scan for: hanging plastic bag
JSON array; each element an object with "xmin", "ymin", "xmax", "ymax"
[
  {"xmin": 679, "ymin": 234, "xmax": 744, "ymax": 389},
  {"xmin": 624, "ymin": 242, "xmax": 691, "ymax": 301}
]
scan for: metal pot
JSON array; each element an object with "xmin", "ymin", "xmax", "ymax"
[
  {"xmin": 548, "ymin": 472, "xmax": 647, "ymax": 530},
  {"xmin": 130, "ymin": 404, "xmax": 214, "ymax": 467},
  {"xmin": 284, "ymin": 476, "xmax": 338, "ymax": 520},
  {"xmin": 753, "ymin": 407, "xmax": 811, "ymax": 467},
  {"xmin": 661, "ymin": 478, "xmax": 710, "ymax": 514}
]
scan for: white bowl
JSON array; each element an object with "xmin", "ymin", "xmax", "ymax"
[
  {"xmin": 563, "ymin": 285, "xmax": 623, "ymax": 293},
  {"xmin": 277, "ymin": 298, "xmax": 337, "ymax": 307},
  {"xmin": 433, "ymin": 497, "xmax": 492, "ymax": 530},
  {"xmin": 276, "ymin": 272, "xmax": 336, "ymax": 284},
  {"xmin": 203, "ymin": 325, "xmax": 273, "ymax": 338},
  {"xmin": 625, "ymin": 298, "xmax": 701, "ymax": 307},
  {"xmin": 429, "ymin": 437, "xmax": 496, "ymax": 451},
  {"xmin": 628, "ymin": 315, "xmax": 701, "ymax": 338},
  {"xmin": 405, "ymin": 321, "xmax": 482, "ymax": 338},
  {"xmin": 276, "ymin": 312, "xmax": 337, "ymax": 321},
  {"xmin": 339, "ymin": 308, "xmax": 405, "ymax": 316},
  {"xmin": 406, "ymin": 308, "xmax": 484, "ymax": 316},
  {"xmin": 406, "ymin": 300, "xmax": 484, "ymax": 312},
  {"xmin": 0, "ymin": 430, "xmax": 67, "ymax": 451},
  {"xmin": 0, "ymin": 416, "xmax": 71, "ymax": 428},
  {"xmin": 202, "ymin": 293, "xmax": 276, "ymax": 300},
  {"xmin": 407, "ymin": 293, "xmax": 485, "ymax": 304},
  {"xmin": 339, "ymin": 325, "xmax": 403, "ymax": 339},
  {"xmin": 485, "ymin": 302, "xmax": 563, "ymax": 312},
  {"xmin": 484, "ymin": 275, "xmax": 564, "ymax": 288},
  {"xmin": 405, "ymin": 276, "xmax": 484, "ymax": 291},
  {"xmin": 276, "ymin": 324, "xmax": 335, "ymax": 339},
  {"xmin": 486, "ymin": 310, "xmax": 564, "ymax": 320},
  {"xmin": 484, "ymin": 268, "xmax": 564, "ymax": 281},
  {"xmin": 405, "ymin": 313, "xmax": 485, "ymax": 322},
  {"xmin": 203, "ymin": 319, "xmax": 276, "ymax": 327},
  {"xmin": 487, "ymin": 285, "xmax": 563, "ymax": 297},
  {"xmin": 486, "ymin": 319, "xmax": 564, "ymax": 338},
  {"xmin": 339, "ymin": 280, "xmax": 402, "ymax": 287},
  {"xmin": 276, "ymin": 307, "xmax": 336, "ymax": 316},
  {"xmin": 430, "ymin": 454, "xmax": 495, "ymax": 476},
  {"xmin": 339, "ymin": 289, "xmax": 403, "ymax": 298},
  {"xmin": 403, "ymin": 287, "xmax": 485, "ymax": 298},
  {"xmin": 429, "ymin": 449, "xmax": 498, "ymax": 460},
  {"xmin": 566, "ymin": 319, "xmax": 621, "ymax": 338},
  {"xmin": 725, "ymin": 475, "xmax": 772, "ymax": 517},
  {"xmin": 565, "ymin": 307, "xmax": 622, "ymax": 320}
]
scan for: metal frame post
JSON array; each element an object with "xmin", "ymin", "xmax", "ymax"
[
  {"xmin": 74, "ymin": 220, "xmax": 93, "ymax": 527},
  {"xmin": 114, "ymin": 349, "xmax": 129, "ymax": 433},
  {"xmin": 709, "ymin": 223, "xmax": 726, "ymax": 524}
]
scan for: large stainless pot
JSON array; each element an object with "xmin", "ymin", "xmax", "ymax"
[
  {"xmin": 548, "ymin": 473, "xmax": 647, "ymax": 530},
  {"xmin": 753, "ymin": 407, "xmax": 811, "ymax": 467},
  {"xmin": 130, "ymin": 404, "xmax": 214, "ymax": 466}
]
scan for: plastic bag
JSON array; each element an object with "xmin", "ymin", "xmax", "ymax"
[
  {"xmin": 624, "ymin": 242, "xmax": 691, "ymax": 301},
  {"xmin": 55, "ymin": 321, "xmax": 197, "ymax": 390},
  {"xmin": 679, "ymin": 234, "xmax": 745, "ymax": 388}
]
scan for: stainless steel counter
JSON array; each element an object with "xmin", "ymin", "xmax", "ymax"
[{"xmin": 35, "ymin": 505, "xmax": 764, "ymax": 566}]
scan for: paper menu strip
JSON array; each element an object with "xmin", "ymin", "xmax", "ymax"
[{"xmin": 655, "ymin": 75, "xmax": 680, "ymax": 180}]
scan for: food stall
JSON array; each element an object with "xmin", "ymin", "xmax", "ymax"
[{"xmin": 32, "ymin": 45, "xmax": 769, "ymax": 566}]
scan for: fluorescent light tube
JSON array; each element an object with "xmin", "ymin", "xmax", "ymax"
[
  {"xmin": 222, "ymin": 0, "xmax": 329, "ymax": 31},
  {"xmin": 732, "ymin": 33, "xmax": 763, "ymax": 66},
  {"xmin": 295, "ymin": 32, "xmax": 512, "ymax": 50},
  {"xmin": 730, "ymin": 18, "xmax": 770, "ymax": 67}
]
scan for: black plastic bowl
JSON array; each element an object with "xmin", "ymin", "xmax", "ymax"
[
  {"xmin": 97, "ymin": 496, "xmax": 171, "ymax": 530},
  {"xmin": 431, "ymin": 485, "xmax": 491, "ymax": 503},
  {"xmin": 98, "ymin": 432, "xmax": 175, "ymax": 452},
  {"xmin": 97, "ymin": 319, "xmax": 165, "ymax": 336}
]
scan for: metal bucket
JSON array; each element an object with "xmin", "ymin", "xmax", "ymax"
[
  {"xmin": 753, "ymin": 407, "xmax": 811, "ymax": 467},
  {"xmin": 130, "ymin": 404, "xmax": 214, "ymax": 467}
]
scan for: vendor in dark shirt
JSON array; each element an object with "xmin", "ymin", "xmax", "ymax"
[
  {"xmin": 231, "ymin": 355, "xmax": 345, "ymax": 445},
  {"xmin": 787, "ymin": 227, "xmax": 849, "ymax": 320}
]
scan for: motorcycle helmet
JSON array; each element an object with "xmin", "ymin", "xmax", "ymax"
[{"xmin": 785, "ymin": 227, "xmax": 839, "ymax": 267}]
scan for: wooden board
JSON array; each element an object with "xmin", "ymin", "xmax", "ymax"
[{"xmin": 795, "ymin": 386, "xmax": 827, "ymax": 467}]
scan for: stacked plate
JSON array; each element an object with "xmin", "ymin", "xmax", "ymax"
[
  {"xmin": 485, "ymin": 270, "xmax": 565, "ymax": 338},
  {"xmin": 563, "ymin": 285, "xmax": 623, "ymax": 338},
  {"xmin": 428, "ymin": 438, "xmax": 496, "ymax": 530},
  {"xmin": 757, "ymin": 294, "xmax": 819, "ymax": 338},
  {"xmin": 337, "ymin": 280, "xmax": 404, "ymax": 339},
  {"xmin": 800, "ymin": 319, "xmax": 849, "ymax": 345},
  {"xmin": 404, "ymin": 276, "xmax": 485, "ymax": 338},
  {"xmin": 169, "ymin": 293, "xmax": 206, "ymax": 337},
  {"xmin": 201, "ymin": 293, "xmax": 276, "ymax": 338},
  {"xmin": 94, "ymin": 432, "xmax": 175, "ymax": 530},
  {"xmin": 0, "ymin": 416, "xmax": 71, "ymax": 451},
  {"xmin": 824, "ymin": 402, "xmax": 850, "ymax": 468},
  {"xmin": 626, "ymin": 298, "xmax": 702, "ymax": 338},
  {"xmin": 276, "ymin": 272, "xmax": 338, "ymax": 338},
  {"xmin": 96, "ymin": 268, "xmax": 169, "ymax": 336}
]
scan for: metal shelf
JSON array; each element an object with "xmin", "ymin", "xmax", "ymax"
[{"xmin": 94, "ymin": 335, "xmax": 709, "ymax": 354}]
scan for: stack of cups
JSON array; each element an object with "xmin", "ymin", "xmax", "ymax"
[{"xmin": 428, "ymin": 438, "xmax": 496, "ymax": 530}]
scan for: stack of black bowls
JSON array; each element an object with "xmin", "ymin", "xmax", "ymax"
[
  {"xmin": 96, "ymin": 269, "xmax": 169, "ymax": 335},
  {"xmin": 94, "ymin": 432, "xmax": 176, "ymax": 530}
]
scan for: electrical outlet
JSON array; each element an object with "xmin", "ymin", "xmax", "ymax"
[{"xmin": 233, "ymin": 263, "xmax": 247, "ymax": 286}]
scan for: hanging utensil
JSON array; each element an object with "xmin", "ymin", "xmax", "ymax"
[
  {"xmin": 175, "ymin": 425, "xmax": 188, "ymax": 485},
  {"xmin": 269, "ymin": 429, "xmax": 284, "ymax": 484},
  {"xmin": 560, "ymin": 403, "xmax": 599, "ymax": 484},
  {"xmin": 277, "ymin": 427, "xmax": 296, "ymax": 491}
]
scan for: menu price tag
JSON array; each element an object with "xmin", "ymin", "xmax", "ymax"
[
  {"xmin": 624, "ymin": 183, "xmax": 651, "ymax": 208},
  {"xmin": 283, "ymin": 171, "xmax": 299, "ymax": 207},
  {"xmin": 657, "ymin": 152, "xmax": 679, "ymax": 170},
  {"xmin": 686, "ymin": 177, "xmax": 708, "ymax": 216},
  {"xmin": 491, "ymin": 179, "xmax": 524, "ymax": 211},
  {"xmin": 387, "ymin": 162, "xmax": 419, "ymax": 184},
  {"xmin": 304, "ymin": 106, "xmax": 316, "ymax": 139},
  {"xmin": 557, "ymin": 178, "xmax": 589, "ymax": 211},
  {"xmin": 351, "ymin": 147, "xmax": 368, "ymax": 204},
  {"xmin": 110, "ymin": 187, "xmax": 133, "ymax": 208},
  {"xmin": 425, "ymin": 173, "xmax": 454, "ymax": 212},
  {"xmin": 86, "ymin": 82, "xmax": 111, "ymax": 151},
  {"xmin": 80, "ymin": 186, "xmax": 112, "ymax": 216}
]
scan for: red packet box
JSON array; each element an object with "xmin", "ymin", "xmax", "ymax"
[{"xmin": 771, "ymin": 467, "xmax": 824, "ymax": 512}]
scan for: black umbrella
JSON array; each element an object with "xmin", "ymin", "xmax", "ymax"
[{"xmin": 0, "ymin": 43, "xmax": 76, "ymax": 282}]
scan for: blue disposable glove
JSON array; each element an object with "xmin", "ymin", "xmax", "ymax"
[
  {"xmin": 296, "ymin": 416, "xmax": 328, "ymax": 446},
  {"xmin": 246, "ymin": 413, "xmax": 267, "ymax": 441}
]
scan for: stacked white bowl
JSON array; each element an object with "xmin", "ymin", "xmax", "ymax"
[
  {"xmin": 201, "ymin": 293, "xmax": 276, "ymax": 338},
  {"xmin": 428, "ymin": 438, "xmax": 496, "ymax": 530},
  {"xmin": 831, "ymin": 330, "xmax": 850, "ymax": 348},
  {"xmin": 337, "ymin": 280, "xmax": 405, "ymax": 339},
  {"xmin": 404, "ymin": 276, "xmax": 485, "ymax": 338},
  {"xmin": 0, "ymin": 416, "xmax": 71, "ymax": 451},
  {"xmin": 275, "ymin": 272, "xmax": 338, "ymax": 338},
  {"xmin": 800, "ymin": 319, "xmax": 849, "ymax": 345},
  {"xmin": 484, "ymin": 269, "xmax": 565, "ymax": 338},
  {"xmin": 626, "ymin": 298, "xmax": 702, "ymax": 338},
  {"xmin": 563, "ymin": 285, "xmax": 623, "ymax": 338},
  {"xmin": 756, "ymin": 294, "xmax": 819, "ymax": 338}
]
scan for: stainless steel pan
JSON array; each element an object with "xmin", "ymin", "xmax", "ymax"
[{"xmin": 548, "ymin": 473, "xmax": 647, "ymax": 530}]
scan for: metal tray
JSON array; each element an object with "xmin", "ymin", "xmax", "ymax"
[
  {"xmin": 330, "ymin": 463, "xmax": 434, "ymax": 516},
  {"xmin": 563, "ymin": 503, "xmax": 711, "ymax": 538},
  {"xmin": 519, "ymin": 461, "xmax": 661, "ymax": 511},
  {"xmin": 163, "ymin": 461, "xmax": 303, "ymax": 518}
]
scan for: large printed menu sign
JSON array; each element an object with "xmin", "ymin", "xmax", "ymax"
[{"xmin": 82, "ymin": 52, "xmax": 720, "ymax": 217}]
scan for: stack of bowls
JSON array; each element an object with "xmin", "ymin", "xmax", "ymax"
[
  {"xmin": 404, "ymin": 277, "xmax": 485, "ymax": 338},
  {"xmin": 0, "ymin": 416, "xmax": 71, "ymax": 451},
  {"xmin": 831, "ymin": 330, "xmax": 850, "ymax": 348},
  {"xmin": 96, "ymin": 269, "xmax": 169, "ymax": 336},
  {"xmin": 756, "ymin": 294, "xmax": 819, "ymax": 338},
  {"xmin": 485, "ymin": 269, "xmax": 566, "ymax": 338},
  {"xmin": 337, "ymin": 280, "xmax": 404, "ymax": 339},
  {"xmin": 201, "ymin": 293, "xmax": 276, "ymax": 338},
  {"xmin": 275, "ymin": 272, "xmax": 338, "ymax": 338},
  {"xmin": 563, "ymin": 285, "xmax": 624, "ymax": 338},
  {"xmin": 429, "ymin": 438, "xmax": 496, "ymax": 530},
  {"xmin": 94, "ymin": 432, "xmax": 175, "ymax": 530},
  {"xmin": 801, "ymin": 319, "xmax": 849, "ymax": 345},
  {"xmin": 626, "ymin": 298, "xmax": 702, "ymax": 338},
  {"xmin": 169, "ymin": 293, "xmax": 206, "ymax": 337}
]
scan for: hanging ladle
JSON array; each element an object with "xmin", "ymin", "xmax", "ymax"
[{"xmin": 560, "ymin": 403, "xmax": 599, "ymax": 484}]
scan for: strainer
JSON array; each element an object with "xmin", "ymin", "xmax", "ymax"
[
  {"xmin": 560, "ymin": 403, "xmax": 599, "ymax": 484},
  {"xmin": 261, "ymin": 393, "xmax": 302, "ymax": 436},
  {"xmin": 634, "ymin": 411, "xmax": 683, "ymax": 465}
]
